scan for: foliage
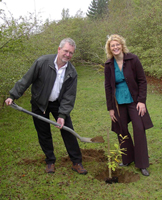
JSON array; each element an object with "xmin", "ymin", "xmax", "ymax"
[
  {"xmin": 34, "ymin": 16, "xmax": 107, "ymax": 66},
  {"xmin": 61, "ymin": 8, "xmax": 70, "ymax": 20},
  {"xmin": 107, "ymin": 134, "xmax": 128, "ymax": 173},
  {"xmin": 127, "ymin": 0, "xmax": 162, "ymax": 78},
  {"xmin": 87, "ymin": 0, "xmax": 98, "ymax": 19},
  {"xmin": 86, "ymin": 0, "xmax": 109, "ymax": 19},
  {"xmin": 1, "ymin": 0, "xmax": 162, "ymax": 105},
  {"xmin": 0, "ymin": 11, "xmax": 39, "ymax": 98}
]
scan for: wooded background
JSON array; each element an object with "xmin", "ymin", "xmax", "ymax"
[{"xmin": 0, "ymin": 0, "xmax": 162, "ymax": 104}]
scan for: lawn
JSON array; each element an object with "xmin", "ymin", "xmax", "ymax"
[{"xmin": 0, "ymin": 65, "xmax": 162, "ymax": 199}]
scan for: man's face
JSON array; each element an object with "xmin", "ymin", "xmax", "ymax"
[{"xmin": 57, "ymin": 42, "xmax": 75, "ymax": 64}]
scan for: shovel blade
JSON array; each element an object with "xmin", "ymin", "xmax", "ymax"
[
  {"xmin": 80, "ymin": 137, "xmax": 102, "ymax": 143},
  {"xmin": 79, "ymin": 137, "xmax": 91, "ymax": 143}
]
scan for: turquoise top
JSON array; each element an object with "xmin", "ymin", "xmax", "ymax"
[{"xmin": 114, "ymin": 59, "xmax": 133, "ymax": 104}]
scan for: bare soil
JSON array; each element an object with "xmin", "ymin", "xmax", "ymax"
[{"xmin": 146, "ymin": 76, "xmax": 162, "ymax": 94}]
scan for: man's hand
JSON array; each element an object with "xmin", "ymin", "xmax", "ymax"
[
  {"xmin": 56, "ymin": 118, "xmax": 65, "ymax": 129},
  {"xmin": 5, "ymin": 98, "xmax": 13, "ymax": 106}
]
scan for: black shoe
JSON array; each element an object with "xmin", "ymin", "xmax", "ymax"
[
  {"xmin": 118, "ymin": 162, "xmax": 131, "ymax": 167},
  {"xmin": 141, "ymin": 168, "xmax": 149, "ymax": 176}
]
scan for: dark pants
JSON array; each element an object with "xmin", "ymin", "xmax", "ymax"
[
  {"xmin": 118, "ymin": 102, "xmax": 149, "ymax": 169},
  {"xmin": 32, "ymin": 101, "xmax": 82, "ymax": 164}
]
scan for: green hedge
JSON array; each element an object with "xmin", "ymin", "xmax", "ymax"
[{"xmin": 1, "ymin": 0, "xmax": 162, "ymax": 106}]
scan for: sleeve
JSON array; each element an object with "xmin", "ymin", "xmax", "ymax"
[
  {"xmin": 135, "ymin": 56, "xmax": 147, "ymax": 103},
  {"xmin": 9, "ymin": 60, "xmax": 40, "ymax": 100}
]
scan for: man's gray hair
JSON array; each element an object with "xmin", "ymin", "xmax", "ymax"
[{"xmin": 59, "ymin": 38, "xmax": 76, "ymax": 50}]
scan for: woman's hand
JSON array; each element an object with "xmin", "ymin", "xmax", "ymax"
[
  {"xmin": 109, "ymin": 110, "xmax": 117, "ymax": 122},
  {"xmin": 136, "ymin": 102, "xmax": 146, "ymax": 117}
]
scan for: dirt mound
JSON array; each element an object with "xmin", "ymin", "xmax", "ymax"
[{"xmin": 90, "ymin": 136, "xmax": 105, "ymax": 143}]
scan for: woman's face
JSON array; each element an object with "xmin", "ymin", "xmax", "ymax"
[{"xmin": 109, "ymin": 40, "xmax": 123, "ymax": 57}]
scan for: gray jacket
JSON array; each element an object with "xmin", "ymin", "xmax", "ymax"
[{"xmin": 9, "ymin": 54, "xmax": 77, "ymax": 119}]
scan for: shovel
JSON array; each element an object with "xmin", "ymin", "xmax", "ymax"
[{"xmin": 10, "ymin": 102, "xmax": 103, "ymax": 143}]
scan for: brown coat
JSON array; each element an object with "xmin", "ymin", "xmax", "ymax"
[{"xmin": 104, "ymin": 53, "xmax": 153, "ymax": 134}]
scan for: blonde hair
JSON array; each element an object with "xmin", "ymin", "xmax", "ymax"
[{"xmin": 105, "ymin": 34, "xmax": 129, "ymax": 59}]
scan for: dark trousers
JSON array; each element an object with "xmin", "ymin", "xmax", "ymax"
[
  {"xmin": 118, "ymin": 102, "xmax": 149, "ymax": 169},
  {"xmin": 32, "ymin": 101, "xmax": 82, "ymax": 164}
]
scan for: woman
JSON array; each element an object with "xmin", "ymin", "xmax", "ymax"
[{"xmin": 104, "ymin": 34, "xmax": 153, "ymax": 176}]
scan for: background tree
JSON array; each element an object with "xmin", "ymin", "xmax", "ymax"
[
  {"xmin": 86, "ymin": 0, "xmax": 108, "ymax": 19},
  {"xmin": 61, "ymin": 8, "xmax": 70, "ymax": 20},
  {"xmin": 86, "ymin": 0, "xmax": 98, "ymax": 19},
  {"xmin": 1, "ymin": 0, "xmax": 162, "ymax": 105}
]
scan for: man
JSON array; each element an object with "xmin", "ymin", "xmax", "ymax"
[{"xmin": 5, "ymin": 38, "xmax": 87, "ymax": 175}]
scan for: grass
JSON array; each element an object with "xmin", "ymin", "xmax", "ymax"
[{"xmin": 0, "ymin": 65, "xmax": 162, "ymax": 199}]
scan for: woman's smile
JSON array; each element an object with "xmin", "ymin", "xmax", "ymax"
[{"xmin": 110, "ymin": 41, "xmax": 122, "ymax": 56}]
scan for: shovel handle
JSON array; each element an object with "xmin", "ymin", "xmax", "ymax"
[{"xmin": 10, "ymin": 102, "xmax": 82, "ymax": 140}]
